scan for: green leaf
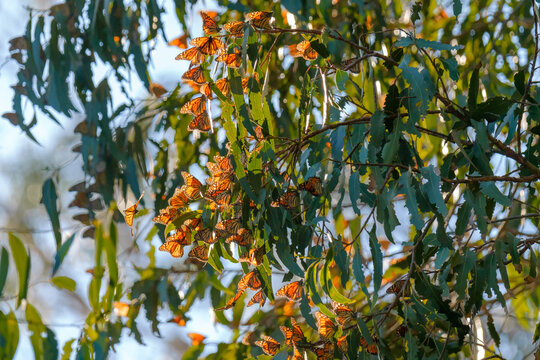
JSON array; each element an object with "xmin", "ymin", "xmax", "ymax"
[
  {"xmin": 479, "ymin": 182, "xmax": 511, "ymax": 206},
  {"xmin": 369, "ymin": 227, "xmax": 382, "ymax": 299},
  {"xmin": 51, "ymin": 276, "xmax": 76, "ymax": 292},
  {"xmin": 514, "ymin": 69, "xmax": 525, "ymax": 95},
  {"xmin": 0, "ymin": 310, "xmax": 19, "ymax": 359},
  {"xmin": 394, "ymin": 37, "xmax": 461, "ymax": 51},
  {"xmin": 336, "ymin": 69, "xmax": 349, "ymax": 91},
  {"xmin": 441, "ymin": 58, "xmax": 459, "ymax": 81},
  {"xmin": 471, "ymin": 96, "xmax": 512, "ymax": 122},
  {"xmin": 52, "ymin": 234, "xmax": 75, "ymax": 275},
  {"xmin": 9, "ymin": 233, "xmax": 30, "ymax": 307},
  {"xmin": 455, "ymin": 250, "xmax": 475, "ymax": 299},
  {"xmin": 468, "ymin": 66, "xmax": 480, "ymax": 111},
  {"xmin": 453, "ymin": 0, "xmax": 462, "ymax": 16},
  {"xmin": 0, "ymin": 248, "xmax": 8, "ymax": 297},
  {"xmin": 321, "ymin": 249, "xmax": 353, "ymax": 304},
  {"xmin": 349, "ymin": 171, "xmax": 362, "ymax": 215},
  {"xmin": 41, "ymin": 178, "xmax": 61, "ymax": 248},
  {"xmin": 399, "ymin": 55, "xmax": 436, "ymax": 123},
  {"xmin": 60, "ymin": 339, "xmax": 76, "ymax": 360},
  {"xmin": 399, "ymin": 171, "xmax": 423, "ymax": 229},
  {"xmin": 487, "ymin": 315, "xmax": 500, "ymax": 346},
  {"xmin": 420, "ymin": 165, "xmax": 447, "ymax": 216}
]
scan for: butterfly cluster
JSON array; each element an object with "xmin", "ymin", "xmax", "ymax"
[
  {"xmin": 254, "ymin": 301, "xmax": 378, "ymax": 358},
  {"xmin": 173, "ymin": 11, "xmax": 273, "ymax": 133}
]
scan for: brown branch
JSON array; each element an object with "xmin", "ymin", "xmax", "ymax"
[{"xmin": 488, "ymin": 134, "xmax": 540, "ymax": 177}]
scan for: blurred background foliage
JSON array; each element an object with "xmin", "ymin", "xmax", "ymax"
[{"xmin": 0, "ymin": 0, "xmax": 539, "ymax": 359}]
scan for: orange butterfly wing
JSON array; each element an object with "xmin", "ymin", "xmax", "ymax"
[
  {"xmin": 238, "ymin": 270, "xmax": 262, "ymax": 291},
  {"xmin": 359, "ymin": 337, "xmax": 378, "ymax": 355},
  {"xmin": 332, "ymin": 301, "xmax": 355, "ymax": 326},
  {"xmin": 159, "ymin": 240, "xmax": 184, "ymax": 258},
  {"xmin": 313, "ymin": 341, "xmax": 334, "ymax": 360},
  {"xmin": 386, "ymin": 279, "xmax": 410, "ymax": 296},
  {"xmin": 181, "ymin": 96, "xmax": 207, "ymax": 116},
  {"xmin": 166, "ymin": 229, "xmax": 192, "ymax": 245},
  {"xmin": 255, "ymin": 336, "xmax": 280, "ymax": 355},
  {"xmin": 337, "ymin": 335, "xmax": 348, "ymax": 353},
  {"xmin": 188, "ymin": 245, "xmax": 209, "ymax": 262},
  {"xmin": 223, "ymin": 21, "xmax": 244, "ymax": 37},
  {"xmin": 123, "ymin": 192, "xmax": 144, "ymax": 231},
  {"xmin": 247, "ymin": 289, "xmax": 266, "ymax": 307},
  {"xmin": 194, "ymin": 228, "xmax": 216, "ymax": 244},
  {"xmin": 216, "ymin": 218, "xmax": 241, "ymax": 235},
  {"xmin": 280, "ymin": 319, "xmax": 303, "ymax": 345},
  {"xmin": 169, "ymin": 34, "xmax": 188, "ymax": 49},
  {"xmin": 200, "ymin": 11, "xmax": 221, "ymax": 35},
  {"xmin": 315, "ymin": 311, "xmax": 336, "ymax": 339},
  {"xmin": 181, "ymin": 171, "xmax": 203, "ymax": 198},
  {"xmin": 214, "ymin": 78, "xmax": 230, "ymax": 97},
  {"xmin": 245, "ymin": 11, "xmax": 273, "ymax": 29},
  {"xmin": 182, "ymin": 66, "xmax": 206, "ymax": 85},
  {"xmin": 152, "ymin": 206, "xmax": 180, "ymax": 225},
  {"xmin": 168, "ymin": 187, "xmax": 189, "ymax": 208},
  {"xmin": 298, "ymin": 176, "xmax": 323, "ymax": 196},
  {"xmin": 296, "ymin": 40, "xmax": 318, "ymax": 61},
  {"xmin": 276, "ymin": 281, "xmax": 303, "ymax": 301},
  {"xmin": 216, "ymin": 48, "xmax": 242, "ymax": 68},
  {"xmin": 216, "ymin": 289, "xmax": 244, "ymax": 311},
  {"xmin": 190, "ymin": 36, "xmax": 224, "ymax": 55},
  {"xmin": 188, "ymin": 112, "xmax": 211, "ymax": 132},
  {"xmin": 175, "ymin": 47, "xmax": 205, "ymax": 67}
]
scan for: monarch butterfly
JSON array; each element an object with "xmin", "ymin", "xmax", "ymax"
[
  {"xmin": 238, "ymin": 270, "xmax": 262, "ymax": 291},
  {"xmin": 187, "ymin": 332, "xmax": 206, "ymax": 346},
  {"xmin": 169, "ymin": 314, "xmax": 186, "ymax": 326},
  {"xmin": 242, "ymin": 331, "xmax": 257, "ymax": 346},
  {"xmin": 194, "ymin": 228, "xmax": 216, "ymax": 244},
  {"xmin": 271, "ymin": 190, "xmax": 300, "ymax": 210},
  {"xmin": 295, "ymin": 40, "xmax": 318, "ymax": 61},
  {"xmin": 149, "ymin": 82, "xmax": 167, "ymax": 98},
  {"xmin": 175, "ymin": 47, "xmax": 205, "ymax": 67},
  {"xmin": 238, "ymin": 245, "xmax": 265, "ymax": 266},
  {"xmin": 188, "ymin": 245, "xmax": 209, "ymax": 262},
  {"xmin": 180, "ymin": 96, "xmax": 207, "ymax": 116},
  {"xmin": 181, "ymin": 171, "xmax": 203, "ymax": 199},
  {"xmin": 280, "ymin": 318, "xmax": 304, "ymax": 345},
  {"xmin": 396, "ymin": 324, "xmax": 408, "ymax": 337},
  {"xmin": 315, "ymin": 311, "xmax": 336, "ymax": 339},
  {"xmin": 159, "ymin": 239, "xmax": 185, "ymax": 258},
  {"xmin": 298, "ymin": 176, "xmax": 323, "ymax": 196},
  {"xmin": 206, "ymin": 176, "xmax": 232, "ymax": 196},
  {"xmin": 245, "ymin": 11, "xmax": 273, "ymax": 30},
  {"xmin": 255, "ymin": 336, "xmax": 280, "ymax": 356},
  {"xmin": 181, "ymin": 66, "xmax": 206, "ymax": 85},
  {"xmin": 216, "ymin": 48, "xmax": 242, "ymax": 68},
  {"xmin": 247, "ymin": 289, "xmax": 266, "ymax": 307},
  {"xmin": 166, "ymin": 229, "xmax": 192, "ymax": 245},
  {"xmin": 223, "ymin": 21, "xmax": 244, "ymax": 37},
  {"xmin": 188, "ymin": 112, "xmax": 211, "ymax": 132},
  {"xmin": 152, "ymin": 206, "xmax": 180, "ymax": 225},
  {"xmin": 312, "ymin": 341, "xmax": 334, "ymax": 360},
  {"xmin": 200, "ymin": 11, "xmax": 221, "ymax": 35},
  {"xmin": 290, "ymin": 346, "xmax": 304, "ymax": 360},
  {"xmin": 276, "ymin": 281, "xmax": 303, "ymax": 301},
  {"xmin": 216, "ymin": 218, "xmax": 241, "ymax": 236},
  {"xmin": 169, "ymin": 34, "xmax": 188, "ymax": 49},
  {"xmin": 168, "ymin": 187, "xmax": 189, "ymax": 208},
  {"xmin": 359, "ymin": 337, "xmax": 378, "ymax": 355},
  {"xmin": 214, "ymin": 78, "xmax": 231, "ymax": 97},
  {"xmin": 184, "ymin": 217, "xmax": 202, "ymax": 231},
  {"xmin": 337, "ymin": 335, "xmax": 348, "ymax": 353},
  {"xmin": 206, "ymin": 190, "xmax": 231, "ymax": 206},
  {"xmin": 124, "ymin": 192, "xmax": 144, "ymax": 235},
  {"xmin": 226, "ymin": 228, "xmax": 253, "ymax": 246},
  {"xmin": 331, "ymin": 301, "xmax": 355, "ymax": 326},
  {"xmin": 216, "ymin": 289, "xmax": 244, "ymax": 311},
  {"xmin": 113, "ymin": 301, "xmax": 130, "ymax": 317},
  {"xmin": 386, "ymin": 279, "xmax": 410, "ymax": 296},
  {"xmin": 190, "ymin": 36, "xmax": 224, "ymax": 55}
]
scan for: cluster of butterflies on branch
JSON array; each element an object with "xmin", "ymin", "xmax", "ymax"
[
  {"xmin": 120, "ymin": 8, "xmax": 414, "ymax": 359},
  {"xmin": 171, "ymin": 10, "xmax": 323, "ymax": 133}
]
